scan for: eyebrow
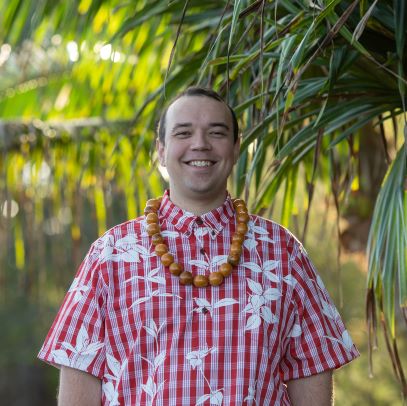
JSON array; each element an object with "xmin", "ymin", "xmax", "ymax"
[
  {"xmin": 209, "ymin": 122, "xmax": 229, "ymax": 130},
  {"xmin": 171, "ymin": 123, "xmax": 192, "ymax": 132},
  {"xmin": 170, "ymin": 122, "xmax": 230, "ymax": 132}
]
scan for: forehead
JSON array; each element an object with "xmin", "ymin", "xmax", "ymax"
[{"xmin": 165, "ymin": 95, "xmax": 232, "ymax": 128}]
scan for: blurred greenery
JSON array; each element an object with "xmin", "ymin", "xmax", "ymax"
[
  {"xmin": 0, "ymin": 0, "xmax": 406, "ymax": 403},
  {"xmin": 304, "ymin": 194, "xmax": 406, "ymax": 406}
]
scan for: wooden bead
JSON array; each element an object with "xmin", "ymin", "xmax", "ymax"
[
  {"xmin": 169, "ymin": 262, "xmax": 183, "ymax": 276},
  {"xmin": 147, "ymin": 223, "xmax": 160, "ymax": 236},
  {"xmin": 179, "ymin": 271, "xmax": 193, "ymax": 285},
  {"xmin": 230, "ymin": 242, "xmax": 242, "ymax": 256},
  {"xmin": 146, "ymin": 199, "xmax": 161, "ymax": 209},
  {"xmin": 161, "ymin": 252, "xmax": 174, "ymax": 266},
  {"xmin": 233, "ymin": 198, "xmax": 245, "ymax": 207},
  {"xmin": 235, "ymin": 205, "xmax": 248, "ymax": 214},
  {"xmin": 155, "ymin": 243, "xmax": 168, "ymax": 256},
  {"xmin": 144, "ymin": 206, "xmax": 157, "ymax": 215},
  {"xmin": 193, "ymin": 274, "xmax": 209, "ymax": 288},
  {"xmin": 219, "ymin": 262, "xmax": 233, "ymax": 277},
  {"xmin": 151, "ymin": 233, "xmax": 164, "ymax": 245},
  {"xmin": 209, "ymin": 272, "xmax": 224, "ymax": 286},
  {"xmin": 228, "ymin": 253, "xmax": 240, "ymax": 266},
  {"xmin": 237, "ymin": 213, "xmax": 250, "ymax": 223},
  {"xmin": 236, "ymin": 222, "xmax": 248, "ymax": 234},
  {"xmin": 232, "ymin": 233, "xmax": 244, "ymax": 244},
  {"xmin": 146, "ymin": 213, "xmax": 159, "ymax": 224}
]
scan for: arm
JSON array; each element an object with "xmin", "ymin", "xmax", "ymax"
[
  {"xmin": 286, "ymin": 370, "xmax": 333, "ymax": 406},
  {"xmin": 58, "ymin": 366, "xmax": 102, "ymax": 406}
]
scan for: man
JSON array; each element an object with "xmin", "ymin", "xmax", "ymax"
[{"xmin": 39, "ymin": 87, "xmax": 359, "ymax": 405}]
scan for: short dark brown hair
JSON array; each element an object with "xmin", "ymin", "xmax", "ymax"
[{"xmin": 156, "ymin": 87, "xmax": 239, "ymax": 144}]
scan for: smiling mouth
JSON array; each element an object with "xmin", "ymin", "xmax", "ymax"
[{"xmin": 186, "ymin": 160, "xmax": 215, "ymax": 167}]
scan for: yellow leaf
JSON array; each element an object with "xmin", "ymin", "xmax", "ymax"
[
  {"xmin": 14, "ymin": 221, "xmax": 25, "ymax": 270},
  {"xmin": 78, "ymin": 0, "xmax": 92, "ymax": 15}
]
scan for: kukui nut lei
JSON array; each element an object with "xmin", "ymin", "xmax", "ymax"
[{"xmin": 145, "ymin": 197, "xmax": 250, "ymax": 288}]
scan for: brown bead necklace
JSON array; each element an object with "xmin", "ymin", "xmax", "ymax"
[{"xmin": 145, "ymin": 197, "xmax": 250, "ymax": 288}]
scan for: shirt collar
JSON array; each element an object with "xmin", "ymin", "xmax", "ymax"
[{"xmin": 159, "ymin": 190, "xmax": 235, "ymax": 238}]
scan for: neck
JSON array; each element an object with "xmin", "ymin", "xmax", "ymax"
[{"xmin": 168, "ymin": 190, "xmax": 227, "ymax": 215}]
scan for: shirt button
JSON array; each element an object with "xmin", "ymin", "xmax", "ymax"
[
  {"xmin": 196, "ymin": 217, "xmax": 203, "ymax": 225},
  {"xmin": 200, "ymin": 248, "xmax": 205, "ymax": 255}
]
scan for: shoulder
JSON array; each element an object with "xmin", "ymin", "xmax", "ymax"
[
  {"xmin": 248, "ymin": 213, "xmax": 303, "ymax": 256},
  {"xmin": 88, "ymin": 216, "xmax": 146, "ymax": 256},
  {"xmin": 97, "ymin": 216, "xmax": 145, "ymax": 242}
]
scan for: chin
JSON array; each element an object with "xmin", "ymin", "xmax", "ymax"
[
  {"xmin": 189, "ymin": 186, "xmax": 226, "ymax": 199},
  {"xmin": 189, "ymin": 187, "xmax": 215, "ymax": 195}
]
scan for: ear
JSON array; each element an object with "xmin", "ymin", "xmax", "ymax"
[
  {"xmin": 156, "ymin": 138, "xmax": 166, "ymax": 167},
  {"xmin": 233, "ymin": 136, "xmax": 241, "ymax": 164}
]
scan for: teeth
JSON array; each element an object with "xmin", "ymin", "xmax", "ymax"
[{"xmin": 189, "ymin": 160, "xmax": 213, "ymax": 167}]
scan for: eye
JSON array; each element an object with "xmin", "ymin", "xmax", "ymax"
[
  {"xmin": 173, "ymin": 131, "xmax": 191, "ymax": 138},
  {"xmin": 209, "ymin": 131, "xmax": 226, "ymax": 137}
]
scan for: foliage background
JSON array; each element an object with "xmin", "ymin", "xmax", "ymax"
[{"xmin": 0, "ymin": 0, "xmax": 406, "ymax": 404}]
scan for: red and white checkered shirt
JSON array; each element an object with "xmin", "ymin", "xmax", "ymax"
[{"xmin": 39, "ymin": 191, "xmax": 359, "ymax": 405}]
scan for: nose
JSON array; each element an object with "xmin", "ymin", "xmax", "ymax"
[{"xmin": 190, "ymin": 130, "xmax": 211, "ymax": 150}]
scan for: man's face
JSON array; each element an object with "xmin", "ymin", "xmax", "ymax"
[{"xmin": 157, "ymin": 95, "xmax": 240, "ymax": 205}]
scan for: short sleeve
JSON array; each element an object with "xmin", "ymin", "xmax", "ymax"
[
  {"xmin": 38, "ymin": 239, "xmax": 108, "ymax": 379},
  {"xmin": 281, "ymin": 242, "xmax": 359, "ymax": 381}
]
